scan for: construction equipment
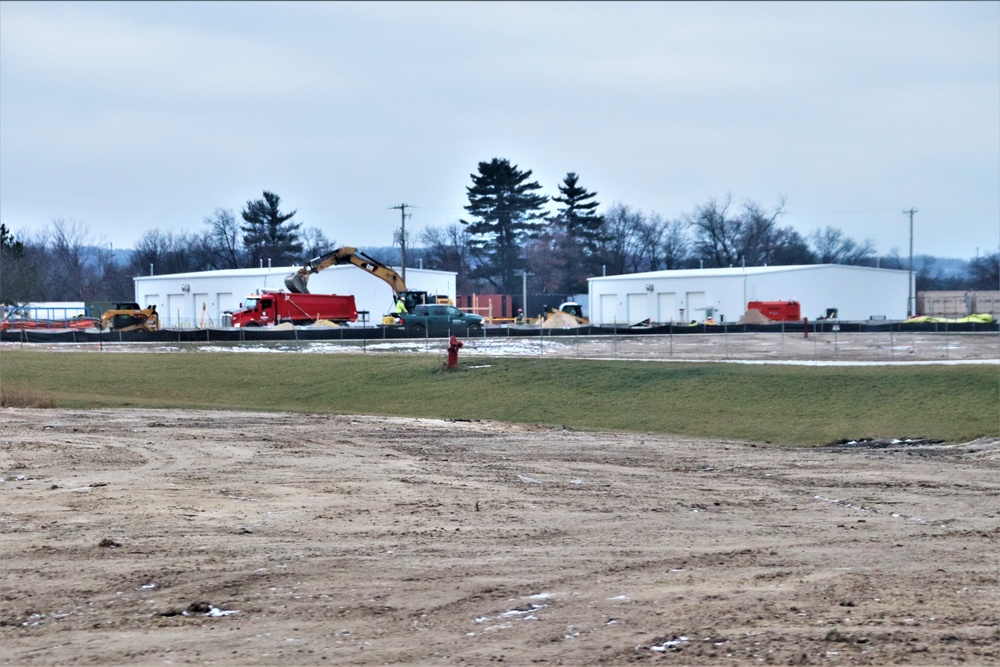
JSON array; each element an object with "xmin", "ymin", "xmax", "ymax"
[
  {"xmin": 746, "ymin": 300, "xmax": 801, "ymax": 322},
  {"xmin": 284, "ymin": 246, "xmax": 451, "ymax": 317},
  {"xmin": 100, "ymin": 303, "xmax": 159, "ymax": 332},
  {"xmin": 228, "ymin": 290, "xmax": 357, "ymax": 327}
]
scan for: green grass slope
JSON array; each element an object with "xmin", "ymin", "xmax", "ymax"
[{"xmin": 1, "ymin": 351, "xmax": 996, "ymax": 445}]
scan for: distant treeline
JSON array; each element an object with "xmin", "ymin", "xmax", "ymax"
[{"xmin": 3, "ymin": 162, "xmax": 998, "ymax": 303}]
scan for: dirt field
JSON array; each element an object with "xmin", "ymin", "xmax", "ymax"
[{"xmin": 2, "ymin": 399, "xmax": 998, "ymax": 666}]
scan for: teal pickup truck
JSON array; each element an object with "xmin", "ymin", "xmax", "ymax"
[{"xmin": 398, "ymin": 304, "xmax": 485, "ymax": 337}]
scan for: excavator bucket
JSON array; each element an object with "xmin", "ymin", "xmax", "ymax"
[{"xmin": 284, "ymin": 271, "xmax": 310, "ymax": 294}]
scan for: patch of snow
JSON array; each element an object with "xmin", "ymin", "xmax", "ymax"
[{"xmin": 650, "ymin": 636, "xmax": 690, "ymax": 652}]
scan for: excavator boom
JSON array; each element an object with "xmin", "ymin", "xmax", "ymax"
[
  {"xmin": 285, "ymin": 247, "xmax": 407, "ymax": 295},
  {"xmin": 285, "ymin": 245, "xmax": 450, "ymax": 314}
]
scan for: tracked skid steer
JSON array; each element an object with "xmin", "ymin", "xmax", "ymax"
[{"xmin": 101, "ymin": 303, "xmax": 160, "ymax": 332}]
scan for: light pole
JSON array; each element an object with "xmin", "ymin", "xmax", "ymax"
[{"xmin": 903, "ymin": 208, "xmax": 917, "ymax": 317}]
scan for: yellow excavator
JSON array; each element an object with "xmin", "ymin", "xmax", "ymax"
[
  {"xmin": 100, "ymin": 302, "xmax": 160, "ymax": 332},
  {"xmin": 284, "ymin": 247, "xmax": 451, "ymax": 323}
]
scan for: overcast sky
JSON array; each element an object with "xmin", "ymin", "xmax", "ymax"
[{"xmin": 2, "ymin": 1, "xmax": 998, "ymax": 261}]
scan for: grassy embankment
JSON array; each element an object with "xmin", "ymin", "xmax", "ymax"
[{"xmin": 1, "ymin": 350, "xmax": 996, "ymax": 445}]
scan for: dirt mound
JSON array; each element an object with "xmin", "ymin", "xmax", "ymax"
[
  {"xmin": 541, "ymin": 311, "xmax": 581, "ymax": 328},
  {"xmin": 737, "ymin": 308, "xmax": 774, "ymax": 324}
]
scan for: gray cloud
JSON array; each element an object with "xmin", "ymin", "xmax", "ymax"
[{"xmin": 1, "ymin": 1, "xmax": 997, "ymax": 258}]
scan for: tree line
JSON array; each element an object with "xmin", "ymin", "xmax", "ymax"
[{"xmin": 2, "ymin": 160, "xmax": 998, "ymax": 305}]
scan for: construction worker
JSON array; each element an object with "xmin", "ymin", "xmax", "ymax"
[
  {"xmin": 394, "ymin": 297, "xmax": 407, "ymax": 315},
  {"xmin": 515, "ymin": 308, "xmax": 525, "ymax": 324}
]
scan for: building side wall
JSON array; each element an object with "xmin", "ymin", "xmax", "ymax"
[
  {"xmin": 747, "ymin": 267, "xmax": 907, "ymax": 321},
  {"xmin": 134, "ymin": 266, "xmax": 455, "ymax": 328},
  {"xmin": 588, "ymin": 267, "xmax": 909, "ymax": 324}
]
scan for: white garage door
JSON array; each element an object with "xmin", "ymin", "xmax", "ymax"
[
  {"xmin": 598, "ymin": 293, "xmax": 617, "ymax": 325},
  {"xmin": 627, "ymin": 293, "xmax": 649, "ymax": 324},
  {"xmin": 657, "ymin": 292, "xmax": 677, "ymax": 323},
  {"xmin": 686, "ymin": 291, "xmax": 706, "ymax": 323}
]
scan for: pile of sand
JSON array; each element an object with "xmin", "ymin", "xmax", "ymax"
[
  {"xmin": 541, "ymin": 311, "xmax": 582, "ymax": 328},
  {"xmin": 737, "ymin": 309, "xmax": 774, "ymax": 325}
]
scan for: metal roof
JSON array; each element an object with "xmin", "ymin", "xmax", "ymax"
[
  {"xmin": 589, "ymin": 263, "xmax": 908, "ymax": 282},
  {"xmin": 135, "ymin": 265, "xmax": 454, "ymax": 282}
]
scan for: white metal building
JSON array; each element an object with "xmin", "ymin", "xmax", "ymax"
[
  {"xmin": 133, "ymin": 265, "xmax": 456, "ymax": 328},
  {"xmin": 587, "ymin": 264, "xmax": 910, "ymax": 325}
]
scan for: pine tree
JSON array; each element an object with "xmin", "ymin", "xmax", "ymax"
[
  {"xmin": 240, "ymin": 191, "xmax": 303, "ymax": 266},
  {"xmin": 461, "ymin": 158, "xmax": 548, "ymax": 294},
  {"xmin": 550, "ymin": 172, "xmax": 604, "ymax": 293}
]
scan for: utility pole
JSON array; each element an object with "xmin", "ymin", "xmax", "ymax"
[
  {"xmin": 903, "ymin": 208, "xmax": 917, "ymax": 317},
  {"xmin": 390, "ymin": 203, "xmax": 411, "ymax": 282},
  {"xmin": 518, "ymin": 270, "xmax": 534, "ymax": 319}
]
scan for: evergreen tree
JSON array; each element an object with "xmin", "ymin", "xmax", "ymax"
[
  {"xmin": 550, "ymin": 172, "xmax": 604, "ymax": 292},
  {"xmin": 240, "ymin": 191, "xmax": 303, "ymax": 266},
  {"xmin": 0, "ymin": 223, "xmax": 25, "ymax": 255},
  {"xmin": 0, "ymin": 223, "xmax": 29, "ymax": 304},
  {"xmin": 461, "ymin": 158, "xmax": 548, "ymax": 294}
]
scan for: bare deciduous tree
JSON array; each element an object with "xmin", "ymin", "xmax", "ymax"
[
  {"xmin": 968, "ymin": 251, "xmax": 1000, "ymax": 290},
  {"xmin": 810, "ymin": 226, "xmax": 876, "ymax": 265},
  {"xmin": 661, "ymin": 219, "xmax": 691, "ymax": 269},
  {"xmin": 419, "ymin": 223, "xmax": 475, "ymax": 293},
  {"xmin": 686, "ymin": 195, "xmax": 793, "ymax": 267},
  {"xmin": 595, "ymin": 203, "xmax": 646, "ymax": 275},
  {"xmin": 203, "ymin": 208, "xmax": 247, "ymax": 269},
  {"xmin": 299, "ymin": 227, "xmax": 334, "ymax": 260}
]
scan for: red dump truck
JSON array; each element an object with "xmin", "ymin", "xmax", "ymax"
[
  {"xmin": 228, "ymin": 290, "xmax": 358, "ymax": 327},
  {"xmin": 747, "ymin": 300, "xmax": 801, "ymax": 322}
]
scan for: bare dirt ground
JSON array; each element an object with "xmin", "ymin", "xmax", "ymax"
[{"xmin": 2, "ymin": 406, "xmax": 999, "ymax": 666}]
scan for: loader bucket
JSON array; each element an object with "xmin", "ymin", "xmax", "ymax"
[{"xmin": 284, "ymin": 271, "xmax": 310, "ymax": 294}]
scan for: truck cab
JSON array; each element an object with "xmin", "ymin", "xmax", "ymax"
[{"xmin": 230, "ymin": 295, "xmax": 273, "ymax": 327}]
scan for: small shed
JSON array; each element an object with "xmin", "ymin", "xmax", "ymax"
[
  {"xmin": 587, "ymin": 264, "xmax": 909, "ymax": 325},
  {"xmin": 133, "ymin": 265, "xmax": 456, "ymax": 329}
]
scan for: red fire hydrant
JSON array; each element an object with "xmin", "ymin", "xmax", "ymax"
[{"xmin": 446, "ymin": 335, "xmax": 463, "ymax": 370}]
